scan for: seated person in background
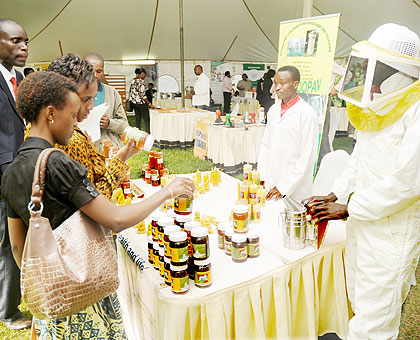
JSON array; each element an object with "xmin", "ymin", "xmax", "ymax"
[
  {"xmin": 258, "ymin": 65, "xmax": 318, "ymax": 202},
  {"xmin": 237, "ymin": 73, "xmax": 252, "ymax": 97},
  {"xmin": 146, "ymin": 82, "xmax": 156, "ymax": 105},
  {"xmin": 2, "ymin": 70, "xmax": 195, "ymax": 340},
  {"xmin": 84, "ymin": 53, "xmax": 128, "ymax": 152}
]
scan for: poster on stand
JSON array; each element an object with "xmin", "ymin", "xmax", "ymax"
[{"xmin": 278, "ymin": 13, "xmax": 340, "ymax": 162}]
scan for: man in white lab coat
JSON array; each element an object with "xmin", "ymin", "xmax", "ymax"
[
  {"xmin": 305, "ymin": 23, "xmax": 420, "ymax": 340},
  {"xmin": 257, "ymin": 65, "xmax": 318, "ymax": 202}
]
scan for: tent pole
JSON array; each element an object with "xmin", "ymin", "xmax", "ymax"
[
  {"xmin": 179, "ymin": 0, "xmax": 185, "ymax": 107},
  {"xmin": 303, "ymin": 0, "xmax": 313, "ymax": 17}
]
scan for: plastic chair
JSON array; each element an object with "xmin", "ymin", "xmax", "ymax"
[{"xmin": 313, "ymin": 150, "xmax": 351, "ymax": 197}]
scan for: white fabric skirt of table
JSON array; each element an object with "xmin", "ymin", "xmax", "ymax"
[
  {"xmin": 153, "ymin": 97, "xmax": 193, "ymax": 109},
  {"xmin": 330, "ymin": 107, "xmax": 348, "ymax": 131},
  {"xmin": 206, "ymin": 124, "xmax": 265, "ymax": 170},
  {"xmin": 150, "ymin": 109, "xmax": 215, "ymax": 144},
  {"xmin": 231, "ymin": 97, "xmax": 259, "ymax": 115},
  {"xmin": 117, "ymin": 173, "xmax": 351, "ymax": 340}
]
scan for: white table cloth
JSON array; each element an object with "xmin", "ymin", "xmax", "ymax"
[
  {"xmin": 153, "ymin": 97, "xmax": 193, "ymax": 109},
  {"xmin": 117, "ymin": 173, "xmax": 351, "ymax": 340},
  {"xmin": 206, "ymin": 124, "xmax": 266, "ymax": 172},
  {"xmin": 150, "ymin": 109, "xmax": 215, "ymax": 147}
]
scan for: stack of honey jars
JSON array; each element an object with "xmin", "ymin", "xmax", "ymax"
[
  {"xmin": 237, "ymin": 164, "xmax": 266, "ymax": 226},
  {"xmin": 141, "ymin": 151, "xmax": 169, "ymax": 187}
]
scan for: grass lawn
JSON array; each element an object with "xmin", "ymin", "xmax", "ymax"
[{"xmin": 2, "ymin": 119, "xmax": 418, "ymax": 339}]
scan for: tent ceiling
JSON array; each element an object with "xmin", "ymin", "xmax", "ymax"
[{"xmin": 2, "ymin": 0, "xmax": 420, "ymax": 63}]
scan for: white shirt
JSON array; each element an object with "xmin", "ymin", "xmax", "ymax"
[
  {"xmin": 0, "ymin": 62, "xmax": 17, "ymax": 100},
  {"xmin": 257, "ymin": 99, "xmax": 319, "ymax": 201},
  {"xmin": 222, "ymin": 76, "xmax": 232, "ymax": 93},
  {"xmin": 192, "ymin": 73, "xmax": 210, "ymax": 107}
]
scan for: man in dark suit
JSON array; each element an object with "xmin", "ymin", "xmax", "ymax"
[{"xmin": 0, "ymin": 18, "xmax": 31, "ymax": 330}]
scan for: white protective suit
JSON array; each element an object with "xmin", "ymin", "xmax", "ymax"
[
  {"xmin": 257, "ymin": 98, "xmax": 318, "ymax": 202},
  {"xmin": 332, "ymin": 99, "xmax": 420, "ymax": 339}
]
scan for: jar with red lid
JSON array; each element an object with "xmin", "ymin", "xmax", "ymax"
[
  {"xmin": 150, "ymin": 169, "xmax": 160, "ymax": 187},
  {"xmin": 148, "ymin": 151, "xmax": 156, "ymax": 169},
  {"xmin": 155, "ymin": 151, "xmax": 164, "ymax": 170}
]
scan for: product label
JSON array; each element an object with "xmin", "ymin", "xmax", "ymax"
[
  {"xmin": 171, "ymin": 246, "xmax": 189, "ymax": 262},
  {"xmin": 217, "ymin": 234, "xmax": 224, "ymax": 248},
  {"xmin": 247, "ymin": 243, "xmax": 260, "ymax": 257},
  {"xmin": 172, "ymin": 275, "xmax": 189, "ymax": 292},
  {"xmin": 164, "ymin": 268, "xmax": 171, "ymax": 284},
  {"xmin": 249, "ymin": 192, "xmax": 256, "ymax": 199},
  {"xmin": 157, "ymin": 158, "xmax": 163, "ymax": 164},
  {"xmin": 243, "ymin": 173, "xmax": 250, "ymax": 181},
  {"xmin": 225, "ymin": 240, "xmax": 232, "ymax": 254},
  {"xmin": 195, "ymin": 270, "xmax": 212, "ymax": 286},
  {"xmin": 153, "ymin": 253, "xmax": 159, "ymax": 269},
  {"xmin": 174, "ymin": 197, "xmax": 192, "ymax": 212},
  {"xmin": 240, "ymin": 191, "xmax": 247, "ymax": 199},
  {"xmin": 256, "ymin": 197, "xmax": 262, "ymax": 204},
  {"xmin": 152, "ymin": 225, "xmax": 157, "ymax": 238},
  {"xmin": 192, "ymin": 243, "xmax": 207, "ymax": 259},
  {"xmin": 253, "ymin": 212, "xmax": 261, "ymax": 221},
  {"xmin": 252, "ymin": 178, "xmax": 261, "ymax": 186},
  {"xmin": 233, "ymin": 219, "xmax": 248, "ymax": 232},
  {"xmin": 159, "ymin": 261, "xmax": 165, "ymax": 276},
  {"xmin": 158, "ymin": 231, "xmax": 164, "ymax": 244},
  {"xmin": 151, "ymin": 174, "xmax": 159, "ymax": 181},
  {"xmin": 164, "ymin": 241, "xmax": 170, "ymax": 257},
  {"xmin": 148, "ymin": 248, "xmax": 153, "ymax": 263},
  {"xmin": 232, "ymin": 245, "xmax": 247, "ymax": 260}
]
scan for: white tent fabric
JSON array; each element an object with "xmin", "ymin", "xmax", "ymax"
[{"xmin": 3, "ymin": 0, "xmax": 420, "ymax": 63}]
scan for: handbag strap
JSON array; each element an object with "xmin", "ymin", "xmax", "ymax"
[{"xmin": 30, "ymin": 148, "xmax": 67, "ymax": 212}]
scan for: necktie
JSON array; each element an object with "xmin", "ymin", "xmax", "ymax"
[{"xmin": 10, "ymin": 77, "xmax": 18, "ymax": 98}]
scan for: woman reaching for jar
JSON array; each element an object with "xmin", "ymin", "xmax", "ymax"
[{"xmin": 2, "ymin": 71, "xmax": 195, "ymax": 340}]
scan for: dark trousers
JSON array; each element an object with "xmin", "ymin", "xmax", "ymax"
[
  {"xmin": 132, "ymin": 103, "xmax": 150, "ymax": 133},
  {"xmin": 0, "ymin": 198, "xmax": 22, "ymax": 322},
  {"xmin": 223, "ymin": 92, "xmax": 232, "ymax": 114}
]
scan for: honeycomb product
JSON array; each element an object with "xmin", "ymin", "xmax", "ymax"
[
  {"xmin": 248, "ymin": 184, "xmax": 258, "ymax": 205},
  {"xmin": 256, "ymin": 188, "xmax": 266, "ymax": 206},
  {"xmin": 243, "ymin": 164, "xmax": 252, "ymax": 183},
  {"xmin": 251, "ymin": 170, "xmax": 260, "ymax": 186},
  {"xmin": 252, "ymin": 203, "xmax": 261, "ymax": 223}
]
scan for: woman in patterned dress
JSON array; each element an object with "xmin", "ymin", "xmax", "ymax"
[{"xmin": 3, "ymin": 71, "xmax": 195, "ymax": 340}]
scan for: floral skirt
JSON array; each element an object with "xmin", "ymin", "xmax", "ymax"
[{"xmin": 34, "ymin": 293, "xmax": 127, "ymax": 340}]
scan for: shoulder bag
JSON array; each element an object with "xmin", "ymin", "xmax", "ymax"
[
  {"xmin": 126, "ymin": 81, "xmax": 134, "ymax": 112},
  {"xmin": 21, "ymin": 148, "xmax": 119, "ymax": 319}
]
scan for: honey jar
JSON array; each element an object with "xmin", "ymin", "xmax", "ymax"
[
  {"xmin": 248, "ymin": 184, "xmax": 258, "ymax": 205},
  {"xmin": 247, "ymin": 228, "xmax": 260, "ymax": 258},
  {"xmin": 256, "ymin": 188, "xmax": 266, "ymax": 206},
  {"xmin": 191, "ymin": 227, "xmax": 209, "ymax": 260},
  {"xmin": 232, "ymin": 233, "xmax": 248, "ymax": 263},
  {"xmin": 164, "ymin": 257, "xmax": 171, "ymax": 286},
  {"xmin": 157, "ymin": 216, "xmax": 174, "ymax": 247},
  {"xmin": 170, "ymin": 263, "xmax": 189, "ymax": 294},
  {"xmin": 145, "ymin": 167, "xmax": 152, "ymax": 184},
  {"xmin": 243, "ymin": 164, "xmax": 252, "ymax": 183},
  {"xmin": 151, "ymin": 210, "xmax": 166, "ymax": 242},
  {"xmin": 217, "ymin": 222, "xmax": 231, "ymax": 250},
  {"xmin": 194, "ymin": 258, "xmax": 212, "ymax": 288},
  {"xmin": 151, "ymin": 169, "xmax": 160, "ymax": 187},
  {"xmin": 148, "ymin": 151, "xmax": 156, "ymax": 169},
  {"xmin": 251, "ymin": 170, "xmax": 260, "ymax": 186},
  {"xmin": 184, "ymin": 221, "xmax": 201, "ymax": 257},
  {"xmin": 174, "ymin": 214, "xmax": 192, "ymax": 230},
  {"xmin": 224, "ymin": 227, "xmax": 234, "ymax": 255},
  {"xmin": 239, "ymin": 182, "xmax": 249, "ymax": 202},
  {"xmin": 174, "ymin": 194, "xmax": 193, "ymax": 215},
  {"xmin": 155, "ymin": 151, "xmax": 164, "ymax": 170},
  {"xmin": 159, "ymin": 247, "xmax": 165, "ymax": 277},
  {"xmin": 169, "ymin": 231, "xmax": 189, "ymax": 264},
  {"xmin": 121, "ymin": 126, "xmax": 154, "ymax": 150},
  {"xmin": 163, "ymin": 225, "xmax": 181, "ymax": 258},
  {"xmin": 252, "ymin": 203, "xmax": 261, "ymax": 223},
  {"xmin": 101, "ymin": 139, "xmax": 112, "ymax": 158},
  {"xmin": 141, "ymin": 164, "xmax": 149, "ymax": 180},
  {"xmin": 233, "ymin": 205, "xmax": 249, "ymax": 233},
  {"xmin": 153, "ymin": 242, "xmax": 160, "ymax": 270},
  {"xmin": 147, "ymin": 235, "xmax": 153, "ymax": 264}
]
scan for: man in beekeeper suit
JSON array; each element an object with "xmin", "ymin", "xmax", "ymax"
[
  {"xmin": 257, "ymin": 65, "xmax": 318, "ymax": 202},
  {"xmin": 305, "ymin": 23, "xmax": 420, "ymax": 340}
]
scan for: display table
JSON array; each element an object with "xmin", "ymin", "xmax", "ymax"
[
  {"xmin": 231, "ymin": 97, "xmax": 259, "ymax": 115},
  {"xmin": 117, "ymin": 173, "xmax": 351, "ymax": 340},
  {"xmin": 150, "ymin": 109, "xmax": 215, "ymax": 148},
  {"xmin": 206, "ymin": 124, "xmax": 266, "ymax": 174},
  {"xmin": 153, "ymin": 97, "xmax": 193, "ymax": 109}
]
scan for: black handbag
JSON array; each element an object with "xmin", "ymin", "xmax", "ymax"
[{"xmin": 126, "ymin": 82, "xmax": 133, "ymax": 112}]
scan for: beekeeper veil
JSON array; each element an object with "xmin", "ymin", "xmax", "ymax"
[{"xmin": 338, "ymin": 23, "xmax": 420, "ymax": 131}]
